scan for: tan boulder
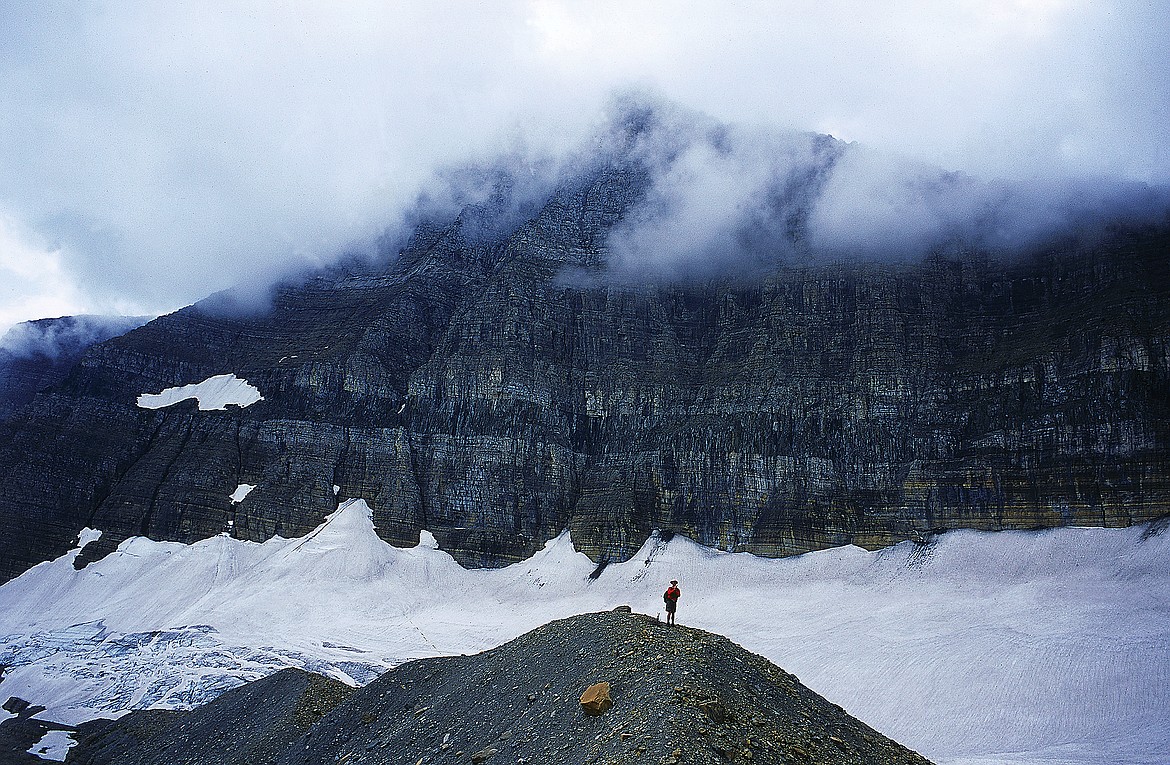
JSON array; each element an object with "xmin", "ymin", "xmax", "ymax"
[{"xmin": 579, "ymin": 682, "xmax": 613, "ymax": 716}]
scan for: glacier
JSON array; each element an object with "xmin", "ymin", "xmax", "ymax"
[{"xmin": 0, "ymin": 498, "xmax": 1167, "ymax": 765}]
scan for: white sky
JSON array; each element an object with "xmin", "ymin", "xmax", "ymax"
[{"xmin": 1, "ymin": 0, "xmax": 1167, "ymax": 334}]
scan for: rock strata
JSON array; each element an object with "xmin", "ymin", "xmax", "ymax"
[
  {"xmin": 0, "ymin": 138, "xmax": 1168, "ymax": 582},
  {"xmin": 0, "ymin": 315, "xmax": 147, "ymax": 421}
]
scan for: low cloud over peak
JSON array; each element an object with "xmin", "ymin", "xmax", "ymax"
[
  {"xmin": 1, "ymin": 2, "xmax": 1166, "ymax": 331},
  {"xmin": 585, "ymin": 102, "xmax": 1169, "ymax": 282}
]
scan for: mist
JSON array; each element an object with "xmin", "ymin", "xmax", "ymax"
[
  {"xmin": 806, "ymin": 148, "xmax": 1170, "ymax": 260},
  {"xmin": 579, "ymin": 99, "xmax": 1170, "ymax": 282},
  {"xmin": 1, "ymin": 1, "xmax": 1167, "ymax": 332},
  {"xmin": 0, "ymin": 314, "xmax": 149, "ymax": 361}
]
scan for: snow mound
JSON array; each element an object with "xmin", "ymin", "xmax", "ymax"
[{"xmin": 136, "ymin": 374, "xmax": 263, "ymax": 411}]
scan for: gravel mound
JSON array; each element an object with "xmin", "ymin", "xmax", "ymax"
[
  {"xmin": 61, "ymin": 611, "xmax": 933, "ymax": 764},
  {"xmin": 279, "ymin": 610, "xmax": 932, "ymax": 765},
  {"xmin": 67, "ymin": 668, "xmax": 353, "ymax": 765}
]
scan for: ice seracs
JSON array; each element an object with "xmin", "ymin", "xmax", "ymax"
[{"xmin": 136, "ymin": 374, "xmax": 263, "ymax": 411}]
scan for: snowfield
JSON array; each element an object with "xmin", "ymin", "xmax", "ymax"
[
  {"xmin": 0, "ymin": 499, "xmax": 1167, "ymax": 765},
  {"xmin": 136, "ymin": 373, "xmax": 263, "ymax": 410}
]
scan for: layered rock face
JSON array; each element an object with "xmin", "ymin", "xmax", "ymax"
[{"xmin": 0, "ymin": 149, "xmax": 1167, "ymax": 583}]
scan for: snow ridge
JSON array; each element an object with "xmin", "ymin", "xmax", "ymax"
[{"xmin": 0, "ymin": 500, "xmax": 1167, "ymax": 765}]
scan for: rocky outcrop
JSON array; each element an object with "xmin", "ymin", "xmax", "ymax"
[
  {"xmin": 64, "ymin": 611, "xmax": 935, "ymax": 765},
  {"xmin": 0, "ymin": 137, "xmax": 1167, "ymax": 582},
  {"xmin": 0, "ymin": 695, "xmax": 74, "ymax": 765}
]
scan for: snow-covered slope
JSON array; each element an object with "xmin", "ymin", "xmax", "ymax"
[{"xmin": 0, "ymin": 500, "xmax": 1166, "ymax": 765}]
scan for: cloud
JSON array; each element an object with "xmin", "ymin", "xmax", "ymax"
[
  {"xmin": 596, "ymin": 104, "xmax": 844, "ymax": 281},
  {"xmin": 0, "ymin": 1, "xmax": 1166, "ymax": 331},
  {"xmin": 0, "ymin": 314, "xmax": 149, "ymax": 361},
  {"xmin": 806, "ymin": 146, "xmax": 1170, "ymax": 260},
  {"xmin": 0, "ymin": 215, "xmax": 92, "ymax": 330},
  {"xmin": 590, "ymin": 100, "xmax": 1169, "ymax": 279}
]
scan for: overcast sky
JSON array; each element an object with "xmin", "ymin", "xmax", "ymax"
[{"xmin": 1, "ymin": 0, "xmax": 1167, "ymax": 335}]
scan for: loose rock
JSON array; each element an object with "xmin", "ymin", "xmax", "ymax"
[{"xmin": 580, "ymin": 682, "xmax": 614, "ymax": 716}]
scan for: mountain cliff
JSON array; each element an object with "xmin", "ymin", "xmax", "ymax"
[{"xmin": 0, "ymin": 117, "xmax": 1167, "ymax": 583}]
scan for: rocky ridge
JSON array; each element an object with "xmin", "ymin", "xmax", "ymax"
[
  {"xmin": 0, "ymin": 694, "xmax": 76, "ymax": 765},
  {"xmin": 62, "ymin": 668, "xmax": 352, "ymax": 765},
  {"xmin": 0, "ymin": 124, "xmax": 1167, "ymax": 582},
  {"xmin": 64, "ymin": 610, "xmax": 934, "ymax": 765}
]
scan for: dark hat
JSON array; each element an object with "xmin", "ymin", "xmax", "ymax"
[{"xmin": 670, "ymin": 580, "xmax": 678, "ymax": 584}]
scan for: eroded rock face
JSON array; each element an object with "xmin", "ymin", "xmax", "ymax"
[{"xmin": 0, "ymin": 155, "xmax": 1167, "ymax": 582}]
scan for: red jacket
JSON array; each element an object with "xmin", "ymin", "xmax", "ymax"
[{"xmin": 664, "ymin": 586, "xmax": 680, "ymax": 603}]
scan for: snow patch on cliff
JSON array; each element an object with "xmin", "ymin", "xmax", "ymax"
[
  {"xmin": 0, "ymin": 500, "xmax": 1166, "ymax": 765},
  {"xmin": 136, "ymin": 374, "xmax": 263, "ymax": 411},
  {"xmin": 229, "ymin": 484, "xmax": 255, "ymax": 504}
]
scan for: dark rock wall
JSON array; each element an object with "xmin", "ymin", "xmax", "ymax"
[
  {"xmin": 0, "ymin": 315, "xmax": 147, "ymax": 421},
  {"xmin": 0, "ymin": 161, "xmax": 1167, "ymax": 582}
]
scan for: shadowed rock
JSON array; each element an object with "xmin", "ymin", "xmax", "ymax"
[
  {"xmin": 0, "ymin": 695, "xmax": 72, "ymax": 765},
  {"xmin": 0, "ymin": 315, "xmax": 149, "ymax": 423},
  {"xmin": 67, "ymin": 668, "xmax": 353, "ymax": 765}
]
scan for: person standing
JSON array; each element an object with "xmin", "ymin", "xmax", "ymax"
[{"xmin": 663, "ymin": 579, "xmax": 680, "ymax": 625}]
